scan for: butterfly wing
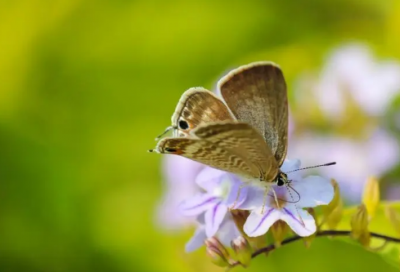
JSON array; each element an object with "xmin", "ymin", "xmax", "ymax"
[
  {"xmin": 218, "ymin": 62, "xmax": 288, "ymax": 166},
  {"xmin": 154, "ymin": 122, "xmax": 279, "ymax": 182},
  {"xmin": 170, "ymin": 87, "xmax": 235, "ymax": 137}
]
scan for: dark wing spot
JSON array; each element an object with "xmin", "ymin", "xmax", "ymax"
[
  {"xmin": 165, "ymin": 147, "xmax": 177, "ymax": 153},
  {"xmin": 179, "ymin": 120, "xmax": 189, "ymax": 130}
]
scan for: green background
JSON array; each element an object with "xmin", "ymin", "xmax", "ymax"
[{"xmin": 0, "ymin": 0, "xmax": 399, "ymax": 271}]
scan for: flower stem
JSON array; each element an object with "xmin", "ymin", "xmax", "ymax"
[{"xmin": 228, "ymin": 230, "xmax": 400, "ymax": 269}]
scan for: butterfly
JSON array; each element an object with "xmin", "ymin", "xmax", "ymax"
[{"xmin": 150, "ymin": 61, "xmax": 291, "ymax": 189}]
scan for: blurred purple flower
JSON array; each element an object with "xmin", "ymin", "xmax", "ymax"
[
  {"xmin": 288, "ymin": 128, "xmax": 399, "ymax": 202},
  {"xmin": 179, "ymin": 167, "xmax": 247, "ymax": 237},
  {"xmin": 314, "ymin": 44, "xmax": 400, "ymax": 118},
  {"xmin": 185, "ymin": 214, "xmax": 241, "ymax": 252},
  {"xmin": 156, "ymin": 156, "xmax": 205, "ymax": 231}
]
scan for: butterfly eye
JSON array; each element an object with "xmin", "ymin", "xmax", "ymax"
[
  {"xmin": 276, "ymin": 179, "xmax": 285, "ymax": 186},
  {"xmin": 178, "ymin": 120, "xmax": 189, "ymax": 130}
]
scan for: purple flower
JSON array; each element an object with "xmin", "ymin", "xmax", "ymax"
[
  {"xmin": 314, "ymin": 43, "xmax": 400, "ymax": 118},
  {"xmin": 240, "ymin": 159, "xmax": 333, "ymax": 237},
  {"xmin": 155, "ymin": 156, "xmax": 205, "ymax": 230},
  {"xmin": 185, "ymin": 214, "xmax": 241, "ymax": 252},
  {"xmin": 288, "ymin": 128, "xmax": 399, "ymax": 202},
  {"xmin": 179, "ymin": 167, "xmax": 247, "ymax": 237},
  {"xmin": 180, "ymin": 159, "xmax": 333, "ymax": 246}
]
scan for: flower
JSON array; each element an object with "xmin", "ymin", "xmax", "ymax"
[
  {"xmin": 231, "ymin": 236, "xmax": 252, "ymax": 267},
  {"xmin": 288, "ymin": 128, "xmax": 399, "ymax": 202},
  {"xmin": 351, "ymin": 204, "xmax": 369, "ymax": 240},
  {"xmin": 314, "ymin": 43, "xmax": 400, "ymax": 118},
  {"xmin": 155, "ymin": 156, "xmax": 205, "ymax": 230},
  {"xmin": 362, "ymin": 177, "xmax": 380, "ymax": 219},
  {"xmin": 185, "ymin": 214, "xmax": 241, "ymax": 252},
  {"xmin": 179, "ymin": 167, "xmax": 247, "ymax": 237},
  {"xmin": 205, "ymin": 237, "xmax": 231, "ymax": 267},
  {"xmin": 240, "ymin": 160, "xmax": 334, "ymax": 237},
  {"xmin": 181, "ymin": 159, "xmax": 333, "ymax": 242}
]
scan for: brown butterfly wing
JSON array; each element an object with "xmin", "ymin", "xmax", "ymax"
[
  {"xmin": 171, "ymin": 87, "xmax": 235, "ymax": 137},
  {"xmin": 155, "ymin": 122, "xmax": 279, "ymax": 182},
  {"xmin": 155, "ymin": 137, "xmax": 258, "ymax": 180},
  {"xmin": 193, "ymin": 122, "xmax": 279, "ymax": 182},
  {"xmin": 218, "ymin": 62, "xmax": 288, "ymax": 166}
]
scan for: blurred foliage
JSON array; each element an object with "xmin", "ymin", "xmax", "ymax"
[
  {"xmin": 337, "ymin": 202, "xmax": 400, "ymax": 267},
  {"xmin": 0, "ymin": 0, "xmax": 400, "ymax": 271}
]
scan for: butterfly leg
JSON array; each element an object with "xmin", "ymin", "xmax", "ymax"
[
  {"xmin": 261, "ymin": 185, "xmax": 277, "ymax": 214},
  {"xmin": 230, "ymin": 183, "xmax": 246, "ymax": 210},
  {"xmin": 271, "ymin": 187, "xmax": 280, "ymax": 209}
]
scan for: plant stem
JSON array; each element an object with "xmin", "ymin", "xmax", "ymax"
[{"xmin": 228, "ymin": 230, "xmax": 400, "ymax": 269}]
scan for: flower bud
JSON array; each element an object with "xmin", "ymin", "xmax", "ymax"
[
  {"xmin": 351, "ymin": 204, "xmax": 369, "ymax": 240},
  {"xmin": 206, "ymin": 246, "xmax": 229, "ymax": 267},
  {"xmin": 385, "ymin": 206, "xmax": 400, "ymax": 236},
  {"xmin": 362, "ymin": 177, "xmax": 380, "ymax": 219},
  {"xmin": 231, "ymin": 236, "xmax": 252, "ymax": 267},
  {"xmin": 205, "ymin": 237, "xmax": 230, "ymax": 261},
  {"xmin": 230, "ymin": 210, "xmax": 265, "ymax": 250},
  {"xmin": 271, "ymin": 220, "xmax": 288, "ymax": 248}
]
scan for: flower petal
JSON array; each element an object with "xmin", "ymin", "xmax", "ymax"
[
  {"xmin": 205, "ymin": 202, "xmax": 228, "ymax": 237},
  {"xmin": 238, "ymin": 185, "xmax": 266, "ymax": 210},
  {"xmin": 281, "ymin": 207, "xmax": 316, "ymax": 237},
  {"xmin": 179, "ymin": 193, "xmax": 218, "ymax": 216},
  {"xmin": 290, "ymin": 176, "xmax": 334, "ymax": 208},
  {"xmin": 196, "ymin": 167, "xmax": 228, "ymax": 192},
  {"xmin": 163, "ymin": 155, "xmax": 204, "ymax": 187},
  {"xmin": 280, "ymin": 159, "xmax": 301, "ymax": 173},
  {"xmin": 243, "ymin": 208, "xmax": 280, "ymax": 237},
  {"xmin": 185, "ymin": 226, "xmax": 207, "ymax": 252},
  {"xmin": 157, "ymin": 156, "xmax": 204, "ymax": 229},
  {"xmin": 217, "ymin": 216, "xmax": 242, "ymax": 246},
  {"xmin": 224, "ymin": 174, "xmax": 248, "ymax": 207},
  {"xmin": 280, "ymin": 159, "xmax": 303, "ymax": 182}
]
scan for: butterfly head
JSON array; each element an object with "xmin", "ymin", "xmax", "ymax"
[{"xmin": 276, "ymin": 171, "xmax": 288, "ymax": 187}]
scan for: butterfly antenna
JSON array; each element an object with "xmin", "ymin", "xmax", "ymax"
[
  {"xmin": 155, "ymin": 126, "xmax": 175, "ymax": 141},
  {"xmin": 286, "ymin": 162, "xmax": 336, "ymax": 173}
]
